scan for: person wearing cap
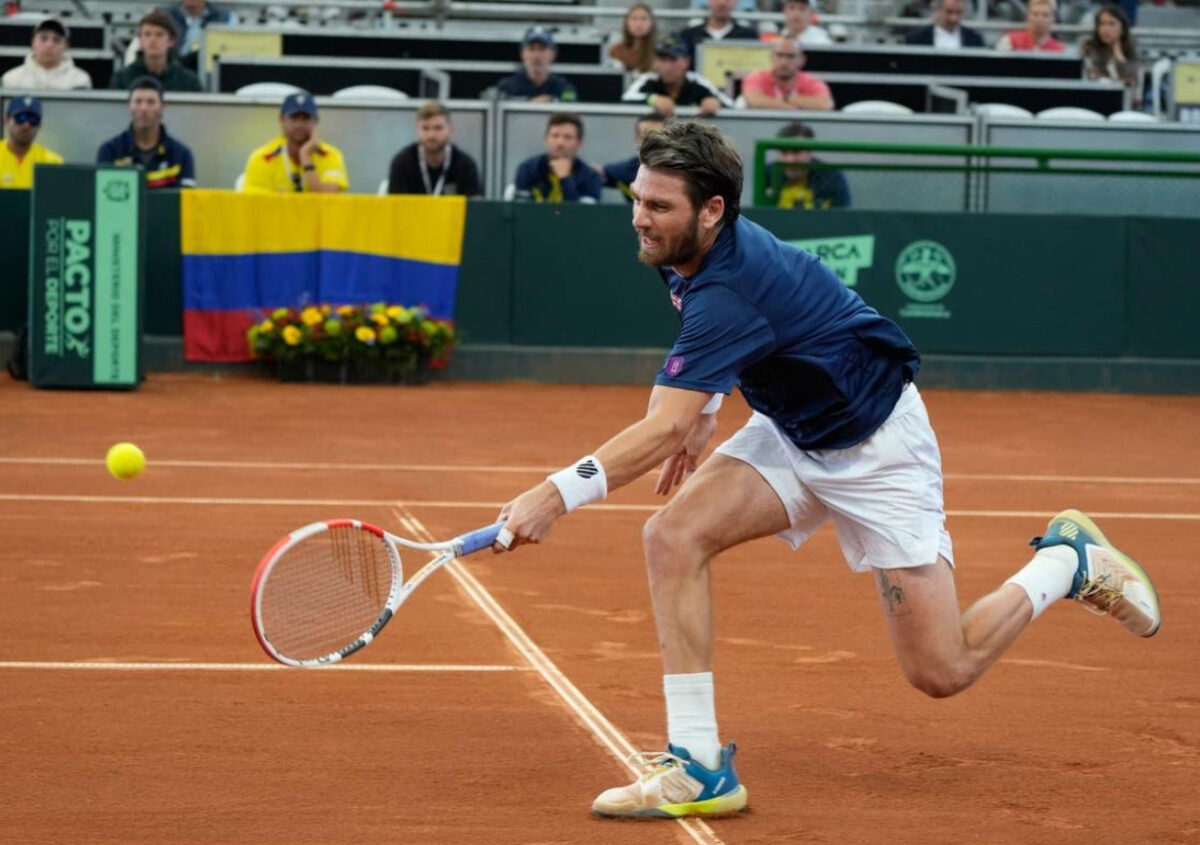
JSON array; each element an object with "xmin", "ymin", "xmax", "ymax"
[
  {"xmin": 621, "ymin": 37, "xmax": 731, "ymax": 117},
  {"xmin": 495, "ymin": 27, "xmax": 578, "ymax": 103},
  {"xmin": 762, "ymin": 0, "xmax": 833, "ymax": 46},
  {"xmin": 676, "ymin": 0, "xmax": 759, "ymax": 65},
  {"xmin": 741, "ymin": 39, "xmax": 833, "ymax": 111},
  {"xmin": 97, "ymin": 77, "xmax": 197, "ymax": 189},
  {"xmin": 0, "ymin": 96, "xmax": 63, "ymax": 190},
  {"xmin": 510, "ymin": 112, "xmax": 602, "ymax": 203},
  {"xmin": 110, "ymin": 10, "xmax": 203, "ymax": 93},
  {"xmin": 1, "ymin": 18, "xmax": 93, "ymax": 90},
  {"xmin": 241, "ymin": 91, "xmax": 349, "ymax": 194}
]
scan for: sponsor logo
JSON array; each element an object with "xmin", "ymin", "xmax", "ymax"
[
  {"xmin": 788, "ymin": 235, "xmax": 875, "ymax": 287},
  {"xmin": 103, "ymin": 180, "xmax": 131, "ymax": 203},
  {"xmin": 670, "ymin": 292, "xmax": 683, "ymax": 312},
  {"xmin": 895, "ymin": 239, "xmax": 956, "ymax": 319},
  {"xmin": 666, "ymin": 355, "xmax": 685, "ymax": 377}
]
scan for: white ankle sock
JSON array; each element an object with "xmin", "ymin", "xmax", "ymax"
[
  {"xmin": 1005, "ymin": 545, "xmax": 1078, "ymax": 620},
  {"xmin": 664, "ymin": 672, "xmax": 721, "ymax": 770}
]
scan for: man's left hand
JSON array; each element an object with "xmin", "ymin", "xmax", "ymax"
[
  {"xmin": 493, "ymin": 480, "xmax": 568, "ymax": 552},
  {"xmin": 655, "ymin": 412, "xmax": 718, "ymax": 495}
]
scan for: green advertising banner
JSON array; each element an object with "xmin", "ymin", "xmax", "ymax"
[{"xmin": 28, "ymin": 165, "xmax": 144, "ymax": 389}]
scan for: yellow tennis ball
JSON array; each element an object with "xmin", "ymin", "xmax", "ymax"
[{"xmin": 106, "ymin": 442, "xmax": 145, "ymax": 481}]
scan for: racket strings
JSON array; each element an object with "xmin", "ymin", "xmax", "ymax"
[{"xmin": 259, "ymin": 526, "xmax": 398, "ymax": 661}]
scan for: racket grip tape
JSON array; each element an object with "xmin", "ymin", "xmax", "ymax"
[{"xmin": 456, "ymin": 521, "xmax": 506, "ymax": 556}]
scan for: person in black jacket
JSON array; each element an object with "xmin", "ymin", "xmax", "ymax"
[
  {"xmin": 387, "ymin": 101, "xmax": 482, "ymax": 197},
  {"xmin": 905, "ymin": 0, "xmax": 986, "ymax": 48}
]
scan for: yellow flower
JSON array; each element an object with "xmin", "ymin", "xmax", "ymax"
[
  {"xmin": 355, "ymin": 326, "xmax": 376, "ymax": 345},
  {"xmin": 371, "ymin": 313, "xmax": 389, "ymax": 327},
  {"xmin": 386, "ymin": 305, "xmax": 405, "ymax": 320},
  {"xmin": 301, "ymin": 307, "xmax": 323, "ymax": 326},
  {"xmin": 336, "ymin": 304, "xmax": 357, "ymax": 318},
  {"xmin": 259, "ymin": 319, "xmax": 275, "ymax": 333},
  {"xmin": 271, "ymin": 307, "xmax": 290, "ymax": 321},
  {"xmin": 282, "ymin": 325, "xmax": 303, "ymax": 346},
  {"xmin": 320, "ymin": 304, "xmax": 332, "ymax": 316},
  {"xmin": 379, "ymin": 325, "xmax": 398, "ymax": 345}
]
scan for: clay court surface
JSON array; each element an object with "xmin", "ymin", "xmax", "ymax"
[{"xmin": 1, "ymin": 373, "xmax": 1198, "ymax": 845}]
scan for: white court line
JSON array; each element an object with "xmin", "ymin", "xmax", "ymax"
[
  {"xmin": 0, "ymin": 456, "xmax": 1198, "ymax": 485},
  {"xmin": 394, "ymin": 507, "xmax": 726, "ymax": 845},
  {"xmin": 3, "ymin": 493, "xmax": 1199, "ymax": 521},
  {"xmin": 0, "ymin": 662, "xmax": 528, "ymax": 673}
]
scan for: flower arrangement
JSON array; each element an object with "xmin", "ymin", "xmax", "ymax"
[{"xmin": 248, "ymin": 303, "xmax": 457, "ymax": 383}]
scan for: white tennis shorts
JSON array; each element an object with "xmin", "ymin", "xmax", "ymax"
[{"xmin": 715, "ymin": 383, "xmax": 954, "ymax": 572}]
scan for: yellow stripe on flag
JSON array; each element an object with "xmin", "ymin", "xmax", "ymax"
[{"xmin": 181, "ymin": 190, "xmax": 466, "ymax": 266}]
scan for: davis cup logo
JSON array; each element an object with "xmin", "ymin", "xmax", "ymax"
[
  {"xmin": 895, "ymin": 240, "xmax": 956, "ymax": 319},
  {"xmin": 666, "ymin": 355, "xmax": 685, "ymax": 377}
]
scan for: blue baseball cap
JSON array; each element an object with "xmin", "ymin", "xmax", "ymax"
[
  {"xmin": 7, "ymin": 95, "xmax": 42, "ymax": 120},
  {"xmin": 280, "ymin": 90, "xmax": 318, "ymax": 118},
  {"xmin": 654, "ymin": 37, "xmax": 689, "ymax": 59},
  {"xmin": 523, "ymin": 26, "xmax": 555, "ymax": 47}
]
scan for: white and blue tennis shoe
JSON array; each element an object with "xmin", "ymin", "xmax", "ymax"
[{"xmin": 591, "ymin": 742, "xmax": 748, "ymax": 819}]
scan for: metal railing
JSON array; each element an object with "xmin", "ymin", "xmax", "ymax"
[{"xmin": 753, "ymin": 137, "xmax": 1200, "ymax": 213}]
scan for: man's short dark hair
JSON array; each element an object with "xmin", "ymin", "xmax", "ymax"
[
  {"xmin": 138, "ymin": 10, "xmax": 178, "ymax": 39},
  {"xmin": 129, "ymin": 75, "xmax": 165, "ymax": 100},
  {"xmin": 638, "ymin": 120, "xmax": 742, "ymax": 226},
  {"xmin": 546, "ymin": 112, "xmax": 583, "ymax": 139},
  {"xmin": 777, "ymin": 121, "xmax": 814, "ymax": 139}
]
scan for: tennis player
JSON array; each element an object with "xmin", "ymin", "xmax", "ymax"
[{"xmin": 493, "ymin": 121, "xmax": 1161, "ymax": 820}]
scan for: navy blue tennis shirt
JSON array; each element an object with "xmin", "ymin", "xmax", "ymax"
[{"xmin": 656, "ymin": 216, "xmax": 920, "ymax": 450}]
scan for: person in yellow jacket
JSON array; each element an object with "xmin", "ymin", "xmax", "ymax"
[
  {"xmin": 240, "ymin": 90, "xmax": 348, "ymax": 193},
  {"xmin": 0, "ymin": 96, "xmax": 63, "ymax": 189}
]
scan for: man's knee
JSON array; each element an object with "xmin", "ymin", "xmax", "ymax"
[
  {"xmin": 643, "ymin": 508, "xmax": 711, "ymax": 572},
  {"xmin": 900, "ymin": 661, "xmax": 974, "ymax": 699}
]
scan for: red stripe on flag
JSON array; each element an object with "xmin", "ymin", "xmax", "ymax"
[{"xmin": 184, "ymin": 310, "xmax": 258, "ymax": 362}]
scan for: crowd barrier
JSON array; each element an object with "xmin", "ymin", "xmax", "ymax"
[{"xmin": 5, "ymin": 93, "xmax": 1200, "ymax": 210}]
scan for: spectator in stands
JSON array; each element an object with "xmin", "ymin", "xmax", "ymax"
[
  {"xmin": 0, "ymin": 96, "xmax": 62, "ymax": 189},
  {"xmin": 111, "ymin": 10, "xmax": 202, "ymax": 92},
  {"xmin": 241, "ymin": 90, "xmax": 348, "ymax": 193},
  {"xmin": 167, "ymin": 1, "xmax": 237, "ymax": 70},
  {"xmin": 496, "ymin": 26, "xmax": 578, "ymax": 103},
  {"xmin": 97, "ymin": 77, "xmax": 196, "ymax": 189},
  {"xmin": 905, "ymin": 0, "xmax": 985, "ymax": 49},
  {"xmin": 1, "ymin": 18, "xmax": 92, "ymax": 90},
  {"xmin": 1081, "ymin": 4, "xmax": 1140, "ymax": 107},
  {"xmin": 608, "ymin": 3, "xmax": 657, "ymax": 74},
  {"xmin": 387, "ymin": 100, "xmax": 482, "ymax": 197},
  {"xmin": 622, "ymin": 36, "xmax": 731, "ymax": 117},
  {"xmin": 677, "ymin": 0, "xmax": 759, "ymax": 65},
  {"xmin": 996, "ymin": 0, "xmax": 1066, "ymax": 52},
  {"xmin": 763, "ymin": 121, "xmax": 850, "ymax": 210},
  {"xmin": 511, "ymin": 112, "xmax": 602, "ymax": 203},
  {"xmin": 598, "ymin": 112, "xmax": 664, "ymax": 201},
  {"xmin": 741, "ymin": 39, "xmax": 833, "ymax": 111},
  {"xmin": 763, "ymin": 0, "xmax": 833, "ymax": 47}
]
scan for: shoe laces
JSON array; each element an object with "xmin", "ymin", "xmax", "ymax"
[
  {"xmin": 627, "ymin": 749, "xmax": 686, "ymax": 776},
  {"xmin": 1076, "ymin": 572, "xmax": 1121, "ymax": 615}
]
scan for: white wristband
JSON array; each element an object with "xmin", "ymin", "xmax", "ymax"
[
  {"xmin": 547, "ymin": 455, "xmax": 607, "ymax": 512},
  {"xmin": 701, "ymin": 393, "xmax": 723, "ymax": 414}
]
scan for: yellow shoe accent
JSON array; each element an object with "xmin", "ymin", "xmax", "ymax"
[{"xmin": 658, "ymin": 784, "xmax": 749, "ymax": 818}]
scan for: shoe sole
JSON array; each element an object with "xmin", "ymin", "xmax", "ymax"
[
  {"xmin": 1056, "ymin": 508, "xmax": 1162, "ymax": 637},
  {"xmin": 592, "ymin": 785, "xmax": 749, "ymax": 820}
]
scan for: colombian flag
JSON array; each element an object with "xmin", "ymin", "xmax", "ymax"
[{"xmin": 181, "ymin": 191, "xmax": 467, "ymax": 361}]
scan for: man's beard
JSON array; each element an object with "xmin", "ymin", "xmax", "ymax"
[{"xmin": 637, "ymin": 213, "xmax": 702, "ymax": 269}]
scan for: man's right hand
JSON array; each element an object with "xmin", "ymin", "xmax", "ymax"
[
  {"xmin": 650, "ymin": 95, "xmax": 675, "ymax": 117},
  {"xmin": 655, "ymin": 411, "xmax": 718, "ymax": 495}
]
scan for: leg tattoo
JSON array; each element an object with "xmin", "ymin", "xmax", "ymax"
[{"xmin": 877, "ymin": 570, "xmax": 911, "ymax": 617}]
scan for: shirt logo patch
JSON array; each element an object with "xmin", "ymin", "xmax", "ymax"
[
  {"xmin": 666, "ymin": 356, "xmax": 685, "ymax": 377},
  {"xmin": 670, "ymin": 293, "xmax": 683, "ymax": 312}
]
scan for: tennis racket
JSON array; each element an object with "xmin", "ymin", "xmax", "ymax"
[{"xmin": 250, "ymin": 519, "xmax": 504, "ymax": 667}]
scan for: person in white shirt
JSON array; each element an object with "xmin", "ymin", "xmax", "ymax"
[
  {"xmin": 0, "ymin": 18, "xmax": 93, "ymax": 91},
  {"xmin": 767, "ymin": 0, "xmax": 833, "ymax": 47},
  {"xmin": 904, "ymin": 0, "xmax": 986, "ymax": 49}
]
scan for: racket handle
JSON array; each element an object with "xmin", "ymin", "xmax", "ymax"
[{"xmin": 455, "ymin": 521, "xmax": 506, "ymax": 556}]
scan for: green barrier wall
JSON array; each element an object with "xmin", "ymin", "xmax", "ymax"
[{"xmin": 2, "ymin": 196, "xmax": 1198, "ymax": 371}]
